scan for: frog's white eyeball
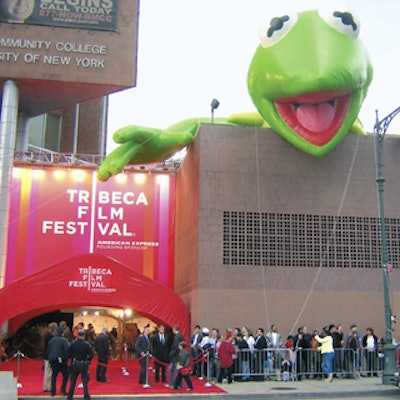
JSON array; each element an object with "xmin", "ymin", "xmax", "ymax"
[
  {"xmin": 258, "ymin": 13, "xmax": 298, "ymax": 48},
  {"xmin": 319, "ymin": 10, "xmax": 360, "ymax": 39}
]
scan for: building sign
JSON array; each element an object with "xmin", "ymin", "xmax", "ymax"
[
  {"xmin": 0, "ymin": 38, "xmax": 109, "ymax": 69},
  {"xmin": 6, "ymin": 167, "xmax": 175, "ymax": 288},
  {"xmin": 0, "ymin": 0, "xmax": 118, "ymax": 32}
]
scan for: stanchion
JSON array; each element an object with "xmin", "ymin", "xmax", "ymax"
[
  {"xmin": 198, "ymin": 354, "xmax": 204, "ymax": 380},
  {"xmin": 204, "ymin": 351, "xmax": 212, "ymax": 388},
  {"xmin": 121, "ymin": 343, "xmax": 129, "ymax": 376},
  {"xmin": 13, "ymin": 351, "xmax": 24, "ymax": 388},
  {"xmin": 143, "ymin": 352, "xmax": 150, "ymax": 388}
]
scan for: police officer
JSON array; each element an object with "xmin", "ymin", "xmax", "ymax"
[{"xmin": 67, "ymin": 330, "xmax": 94, "ymax": 400}]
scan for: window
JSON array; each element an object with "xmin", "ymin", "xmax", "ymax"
[{"xmin": 222, "ymin": 212, "xmax": 400, "ymax": 268}]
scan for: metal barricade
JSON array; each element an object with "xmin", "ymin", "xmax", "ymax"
[
  {"xmin": 359, "ymin": 348, "xmax": 382, "ymax": 377},
  {"xmin": 232, "ymin": 348, "xmax": 295, "ymax": 382},
  {"xmin": 294, "ymin": 348, "xmax": 358, "ymax": 380}
]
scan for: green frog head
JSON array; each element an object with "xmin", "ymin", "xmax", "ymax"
[{"xmin": 248, "ymin": 9, "xmax": 373, "ymax": 156}]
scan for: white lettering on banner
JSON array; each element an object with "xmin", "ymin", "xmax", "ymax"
[
  {"xmin": 98, "ymin": 191, "xmax": 136, "ymax": 205},
  {"xmin": 97, "ymin": 206, "xmax": 123, "ymax": 220},
  {"xmin": 97, "ymin": 222, "xmax": 134, "ymax": 237},
  {"xmin": 95, "ymin": 240, "xmax": 160, "ymax": 251},
  {"xmin": 42, "ymin": 220, "xmax": 88, "ymax": 234},
  {"xmin": 39, "ymin": 0, "xmax": 114, "ymax": 15},
  {"xmin": 67, "ymin": 189, "xmax": 89, "ymax": 203},
  {"xmin": 77, "ymin": 206, "xmax": 89, "ymax": 218},
  {"xmin": 42, "ymin": 187, "xmax": 151, "ymax": 239},
  {"xmin": 68, "ymin": 265, "xmax": 116, "ymax": 293}
]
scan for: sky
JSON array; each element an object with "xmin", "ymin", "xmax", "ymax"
[{"xmin": 106, "ymin": 0, "xmax": 400, "ymax": 153}]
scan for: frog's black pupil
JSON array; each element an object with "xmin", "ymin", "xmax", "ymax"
[
  {"xmin": 333, "ymin": 11, "xmax": 357, "ymax": 31},
  {"xmin": 267, "ymin": 15, "xmax": 289, "ymax": 38}
]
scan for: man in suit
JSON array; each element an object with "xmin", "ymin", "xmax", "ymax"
[
  {"xmin": 94, "ymin": 327, "xmax": 110, "ymax": 383},
  {"xmin": 190, "ymin": 325, "xmax": 203, "ymax": 377},
  {"xmin": 151, "ymin": 325, "xmax": 170, "ymax": 383},
  {"xmin": 136, "ymin": 324, "xmax": 151, "ymax": 385}
]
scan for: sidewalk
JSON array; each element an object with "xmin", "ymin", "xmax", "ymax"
[{"xmin": 19, "ymin": 376, "xmax": 400, "ymax": 400}]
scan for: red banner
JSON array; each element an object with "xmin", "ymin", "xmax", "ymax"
[{"xmin": 6, "ymin": 167, "xmax": 175, "ymax": 288}]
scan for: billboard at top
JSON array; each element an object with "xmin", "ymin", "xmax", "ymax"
[
  {"xmin": 5, "ymin": 167, "xmax": 176, "ymax": 289},
  {"xmin": 0, "ymin": 0, "xmax": 118, "ymax": 31}
]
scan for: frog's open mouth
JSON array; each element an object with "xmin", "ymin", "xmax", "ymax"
[{"xmin": 275, "ymin": 89, "xmax": 352, "ymax": 146}]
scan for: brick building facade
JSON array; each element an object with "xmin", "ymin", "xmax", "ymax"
[{"xmin": 175, "ymin": 125, "xmax": 400, "ymax": 338}]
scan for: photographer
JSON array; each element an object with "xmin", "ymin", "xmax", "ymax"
[{"xmin": 315, "ymin": 326, "xmax": 335, "ymax": 383}]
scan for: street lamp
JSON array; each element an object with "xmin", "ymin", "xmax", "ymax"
[
  {"xmin": 210, "ymin": 98, "xmax": 220, "ymax": 123},
  {"xmin": 374, "ymin": 106, "xmax": 400, "ymax": 384}
]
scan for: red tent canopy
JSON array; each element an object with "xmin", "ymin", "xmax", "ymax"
[{"xmin": 0, "ymin": 254, "xmax": 189, "ymax": 338}]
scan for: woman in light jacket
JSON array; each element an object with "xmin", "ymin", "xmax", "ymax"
[{"xmin": 315, "ymin": 326, "xmax": 335, "ymax": 383}]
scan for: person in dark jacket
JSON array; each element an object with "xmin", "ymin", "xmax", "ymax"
[
  {"xmin": 47, "ymin": 326, "xmax": 69, "ymax": 396},
  {"xmin": 254, "ymin": 327, "xmax": 267, "ymax": 380},
  {"xmin": 135, "ymin": 324, "xmax": 151, "ymax": 385},
  {"xmin": 167, "ymin": 325, "xmax": 185, "ymax": 388},
  {"xmin": 189, "ymin": 325, "xmax": 203, "ymax": 377},
  {"xmin": 67, "ymin": 330, "xmax": 94, "ymax": 400},
  {"xmin": 42, "ymin": 322, "xmax": 57, "ymax": 392},
  {"xmin": 362, "ymin": 327, "xmax": 378, "ymax": 376},
  {"xmin": 94, "ymin": 327, "xmax": 110, "ymax": 383}
]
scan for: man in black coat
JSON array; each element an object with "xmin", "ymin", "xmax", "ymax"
[
  {"xmin": 94, "ymin": 327, "xmax": 110, "ymax": 383},
  {"xmin": 42, "ymin": 322, "xmax": 57, "ymax": 392},
  {"xmin": 168, "ymin": 325, "xmax": 185, "ymax": 387},
  {"xmin": 151, "ymin": 325, "xmax": 170, "ymax": 383},
  {"xmin": 48, "ymin": 326, "xmax": 69, "ymax": 396},
  {"xmin": 136, "ymin": 324, "xmax": 151, "ymax": 385}
]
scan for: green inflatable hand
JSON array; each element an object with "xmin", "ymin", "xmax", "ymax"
[{"xmin": 98, "ymin": 120, "xmax": 201, "ymax": 181}]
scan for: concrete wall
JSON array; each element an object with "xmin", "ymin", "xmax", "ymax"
[{"xmin": 175, "ymin": 124, "xmax": 400, "ymax": 339}]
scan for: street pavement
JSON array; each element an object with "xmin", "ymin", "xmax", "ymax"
[{"xmin": 19, "ymin": 376, "xmax": 400, "ymax": 399}]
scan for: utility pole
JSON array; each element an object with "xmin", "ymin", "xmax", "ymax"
[{"xmin": 374, "ymin": 107, "xmax": 400, "ymax": 385}]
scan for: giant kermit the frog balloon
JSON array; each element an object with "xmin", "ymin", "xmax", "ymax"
[{"xmin": 98, "ymin": 9, "xmax": 373, "ymax": 181}]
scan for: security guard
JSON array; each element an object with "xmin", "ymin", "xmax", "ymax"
[{"xmin": 67, "ymin": 330, "xmax": 94, "ymax": 400}]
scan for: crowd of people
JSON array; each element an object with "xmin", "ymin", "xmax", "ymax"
[
  {"xmin": 1, "ymin": 319, "xmax": 390, "ymax": 397},
  {"xmin": 136, "ymin": 322, "xmax": 388, "ymax": 387},
  {"xmin": 42, "ymin": 321, "xmax": 117, "ymax": 400}
]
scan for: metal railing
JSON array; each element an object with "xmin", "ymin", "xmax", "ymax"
[
  {"xmin": 231, "ymin": 348, "xmax": 295, "ymax": 381},
  {"xmin": 229, "ymin": 348, "xmax": 383, "ymax": 381},
  {"xmin": 13, "ymin": 150, "xmax": 182, "ymax": 173}
]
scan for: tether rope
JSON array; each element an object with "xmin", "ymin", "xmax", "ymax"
[{"xmin": 288, "ymin": 134, "xmax": 361, "ymax": 334}]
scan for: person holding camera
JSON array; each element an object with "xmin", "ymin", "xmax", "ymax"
[{"xmin": 315, "ymin": 326, "xmax": 335, "ymax": 383}]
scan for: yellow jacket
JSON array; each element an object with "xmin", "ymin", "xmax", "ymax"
[{"xmin": 315, "ymin": 335, "xmax": 334, "ymax": 354}]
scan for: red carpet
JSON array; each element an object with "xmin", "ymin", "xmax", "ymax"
[{"xmin": 0, "ymin": 356, "xmax": 226, "ymax": 396}]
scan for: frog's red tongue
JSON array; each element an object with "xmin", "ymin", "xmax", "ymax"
[
  {"xmin": 296, "ymin": 102, "xmax": 335, "ymax": 132},
  {"xmin": 275, "ymin": 89, "xmax": 352, "ymax": 146}
]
